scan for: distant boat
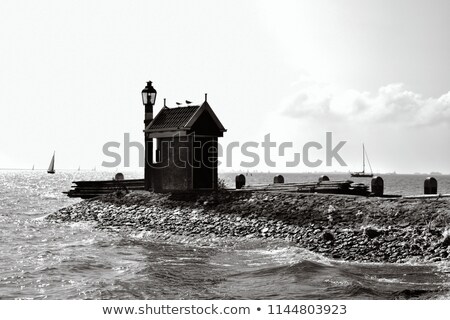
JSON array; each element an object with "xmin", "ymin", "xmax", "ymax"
[
  {"xmin": 32, "ymin": 164, "xmax": 34, "ymax": 170},
  {"xmin": 47, "ymin": 152, "xmax": 55, "ymax": 174},
  {"xmin": 351, "ymin": 144, "xmax": 373, "ymax": 178},
  {"xmin": 77, "ymin": 166, "xmax": 81, "ymax": 172}
]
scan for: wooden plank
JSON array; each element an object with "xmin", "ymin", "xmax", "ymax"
[
  {"xmin": 403, "ymin": 194, "xmax": 450, "ymax": 199},
  {"xmin": 72, "ymin": 179, "xmax": 144, "ymax": 186},
  {"xmin": 65, "ymin": 178, "xmax": 146, "ymax": 198}
]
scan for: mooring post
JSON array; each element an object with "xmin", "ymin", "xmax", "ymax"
[
  {"xmin": 424, "ymin": 177, "xmax": 438, "ymax": 194},
  {"xmin": 235, "ymin": 174, "xmax": 246, "ymax": 189},
  {"xmin": 114, "ymin": 172, "xmax": 125, "ymax": 181},
  {"xmin": 371, "ymin": 176, "xmax": 384, "ymax": 196},
  {"xmin": 319, "ymin": 175, "xmax": 330, "ymax": 183},
  {"xmin": 273, "ymin": 175, "xmax": 284, "ymax": 184}
]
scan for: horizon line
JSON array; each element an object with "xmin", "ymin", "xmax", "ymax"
[{"xmin": 0, "ymin": 168, "xmax": 448, "ymax": 176}]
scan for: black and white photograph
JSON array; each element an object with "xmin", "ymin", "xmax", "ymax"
[{"xmin": 1, "ymin": 0, "xmax": 449, "ymax": 317}]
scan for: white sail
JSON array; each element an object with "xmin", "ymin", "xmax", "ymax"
[
  {"xmin": 363, "ymin": 144, "xmax": 373, "ymax": 174},
  {"xmin": 362, "ymin": 144, "xmax": 365, "ymax": 173},
  {"xmin": 47, "ymin": 152, "xmax": 55, "ymax": 174}
]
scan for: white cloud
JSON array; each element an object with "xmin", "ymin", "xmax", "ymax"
[{"xmin": 281, "ymin": 79, "xmax": 450, "ymax": 127}]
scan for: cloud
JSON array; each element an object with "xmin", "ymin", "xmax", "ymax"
[{"xmin": 281, "ymin": 80, "xmax": 450, "ymax": 127}]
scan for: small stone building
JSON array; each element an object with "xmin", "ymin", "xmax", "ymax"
[{"xmin": 144, "ymin": 100, "xmax": 226, "ymax": 192}]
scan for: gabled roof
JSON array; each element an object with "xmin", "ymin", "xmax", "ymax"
[
  {"xmin": 145, "ymin": 101, "xmax": 226, "ymax": 133},
  {"xmin": 147, "ymin": 105, "xmax": 200, "ymax": 130}
]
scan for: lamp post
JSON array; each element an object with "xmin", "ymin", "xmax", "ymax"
[{"xmin": 142, "ymin": 81, "xmax": 157, "ymax": 190}]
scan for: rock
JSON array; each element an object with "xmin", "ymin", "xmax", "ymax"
[
  {"xmin": 430, "ymin": 257, "xmax": 442, "ymax": 262},
  {"xmin": 385, "ymin": 235, "xmax": 396, "ymax": 242},
  {"xmin": 398, "ymin": 222, "xmax": 410, "ymax": 228},
  {"xmin": 322, "ymin": 230, "xmax": 335, "ymax": 242},
  {"xmin": 442, "ymin": 234, "xmax": 450, "ymax": 247},
  {"xmin": 364, "ymin": 226, "xmax": 383, "ymax": 239}
]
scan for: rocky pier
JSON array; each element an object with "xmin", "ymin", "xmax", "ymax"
[{"xmin": 47, "ymin": 191, "xmax": 450, "ymax": 263}]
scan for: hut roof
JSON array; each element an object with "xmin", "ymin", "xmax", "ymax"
[{"xmin": 145, "ymin": 101, "xmax": 226, "ymax": 133}]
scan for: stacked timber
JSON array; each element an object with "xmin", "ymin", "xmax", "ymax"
[
  {"xmin": 296, "ymin": 180, "xmax": 369, "ymax": 196},
  {"xmin": 64, "ymin": 179, "xmax": 145, "ymax": 199},
  {"xmin": 242, "ymin": 180, "xmax": 369, "ymax": 196}
]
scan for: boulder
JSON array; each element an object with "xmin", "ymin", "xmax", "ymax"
[{"xmin": 364, "ymin": 226, "xmax": 383, "ymax": 239}]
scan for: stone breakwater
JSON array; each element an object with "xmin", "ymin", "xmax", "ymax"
[{"xmin": 47, "ymin": 191, "xmax": 450, "ymax": 263}]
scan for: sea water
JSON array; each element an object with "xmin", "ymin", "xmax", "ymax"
[{"xmin": 0, "ymin": 170, "xmax": 449, "ymax": 299}]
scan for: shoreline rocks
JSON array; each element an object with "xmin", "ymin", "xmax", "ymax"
[{"xmin": 46, "ymin": 190, "xmax": 450, "ymax": 264}]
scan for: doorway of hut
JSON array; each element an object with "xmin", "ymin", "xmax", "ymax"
[{"xmin": 193, "ymin": 137, "xmax": 216, "ymax": 190}]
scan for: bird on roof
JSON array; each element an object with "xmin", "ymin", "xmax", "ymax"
[
  {"xmin": 185, "ymin": 100, "xmax": 192, "ymax": 104},
  {"xmin": 176, "ymin": 102, "xmax": 182, "ymax": 105}
]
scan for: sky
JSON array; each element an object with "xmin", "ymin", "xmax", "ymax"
[{"xmin": 0, "ymin": 0, "xmax": 449, "ymax": 174}]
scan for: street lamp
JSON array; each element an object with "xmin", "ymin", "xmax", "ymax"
[
  {"xmin": 142, "ymin": 80, "xmax": 157, "ymax": 191},
  {"xmin": 141, "ymin": 81, "xmax": 157, "ymax": 106}
]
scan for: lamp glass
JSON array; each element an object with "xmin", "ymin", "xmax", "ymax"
[
  {"xmin": 142, "ymin": 91, "xmax": 148, "ymax": 105},
  {"xmin": 149, "ymin": 92, "xmax": 156, "ymax": 105}
]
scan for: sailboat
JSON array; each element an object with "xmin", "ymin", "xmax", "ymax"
[
  {"xmin": 351, "ymin": 144, "xmax": 373, "ymax": 177},
  {"xmin": 32, "ymin": 164, "xmax": 34, "ymax": 170},
  {"xmin": 47, "ymin": 152, "xmax": 55, "ymax": 174}
]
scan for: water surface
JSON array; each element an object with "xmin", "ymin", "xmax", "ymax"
[{"xmin": 1, "ymin": 170, "xmax": 449, "ymax": 299}]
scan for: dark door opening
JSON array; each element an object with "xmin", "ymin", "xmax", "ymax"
[{"xmin": 193, "ymin": 138, "xmax": 215, "ymax": 189}]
